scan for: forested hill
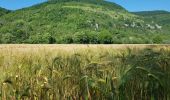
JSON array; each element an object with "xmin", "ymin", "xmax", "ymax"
[
  {"xmin": 0, "ymin": 0, "xmax": 170, "ymax": 44},
  {"xmin": 133, "ymin": 10, "xmax": 170, "ymax": 24},
  {"xmin": 0, "ymin": 7, "xmax": 10, "ymax": 16},
  {"xmin": 133, "ymin": 10, "xmax": 170, "ymax": 16},
  {"xmin": 133, "ymin": 10, "xmax": 170, "ymax": 43}
]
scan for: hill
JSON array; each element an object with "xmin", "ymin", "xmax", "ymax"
[
  {"xmin": 133, "ymin": 10, "xmax": 170, "ymax": 16},
  {"xmin": 133, "ymin": 10, "xmax": 170, "ymax": 25},
  {"xmin": 133, "ymin": 10, "xmax": 170, "ymax": 43},
  {"xmin": 0, "ymin": 0, "xmax": 170, "ymax": 44},
  {"xmin": 0, "ymin": 7, "xmax": 10, "ymax": 16}
]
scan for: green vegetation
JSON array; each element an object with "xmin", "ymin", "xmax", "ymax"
[
  {"xmin": 0, "ymin": 45, "xmax": 170, "ymax": 99},
  {"xmin": 133, "ymin": 10, "xmax": 170, "ymax": 42},
  {"xmin": 0, "ymin": 0, "xmax": 170, "ymax": 44},
  {"xmin": 0, "ymin": 7, "xmax": 10, "ymax": 16}
]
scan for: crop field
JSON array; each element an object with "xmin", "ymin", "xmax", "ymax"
[{"xmin": 0, "ymin": 44, "xmax": 170, "ymax": 100}]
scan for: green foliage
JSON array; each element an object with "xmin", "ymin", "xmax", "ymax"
[
  {"xmin": 0, "ymin": 1, "xmax": 170, "ymax": 44},
  {"xmin": 0, "ymin": 7, "xmax": 10, "ymax": 16},
  {"xmin": 98, "ymin": 30, "xmax": 113, "ymax": 44},
  {"xmin": 0, "ymin": 33, "xmax": 15, "ymax": 43},
  {"xmin": 133, "ymin": 10, "xmax": 170, "ymax": 31}
]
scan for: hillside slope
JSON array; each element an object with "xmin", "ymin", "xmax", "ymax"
[
  {"xmin": 0, "ymin": 7, "xmax": 10, "ymax": 16},
  {"xmin": 0, "ymin": 0, "xmax": 170, "ymax": 44},
  {"xmin": 133, "ymin": 10, "xmax": 170, "ymax": 42},
  {"xmin": 133, "ymin": 10, "xmax": 170, "ymax": 25}
]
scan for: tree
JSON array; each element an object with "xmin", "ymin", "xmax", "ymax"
[
  {"xmin": 99, "ymin": 30, "xmax": 113, "ymax": 44},
  {"xmin": 1, "ymin": 33, "xmax": 15, "ymax": 43},
  {"xmin": 48, "ymin": 36, "xmax": 56, "ymax": 44}
]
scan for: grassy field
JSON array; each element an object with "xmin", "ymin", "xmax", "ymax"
[{"xmin": 0, "ymin": 44, "xmax": 170, "ymax": 100}]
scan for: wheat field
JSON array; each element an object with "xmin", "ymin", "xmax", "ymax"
[{"xmin": 0, "ymin": 44, "xmax": 170, "ymax": 100}]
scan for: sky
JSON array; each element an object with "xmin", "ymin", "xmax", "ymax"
[{"xmin": 0, "ymin": 0, "xmax": 170, "ymax": 12}]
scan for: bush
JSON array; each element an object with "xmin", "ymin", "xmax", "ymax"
[{"xmin": 99, "ymin": 30, "xmax": 113, "ymax": 44}]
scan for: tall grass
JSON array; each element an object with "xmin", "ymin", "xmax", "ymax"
[{"xmin": 0, "ymin": 45, "xmax": 169, "ymax": 100}]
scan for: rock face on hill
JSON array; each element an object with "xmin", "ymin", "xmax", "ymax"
[{"xmin": 0, "ymin": 0, "xmax": 170, "ymax": 44}]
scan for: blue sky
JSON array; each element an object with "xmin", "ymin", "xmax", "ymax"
[
  {"xmin": 108, "ymin": 0, "xmax": 170, "ymax": 12},
  {"xmin": 0, "ymin": 0, "xmax": 47, "ymax": 10},
  {"xmin": 0, "ymin": 0, "xmax": 170, "ymax": 12}
]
